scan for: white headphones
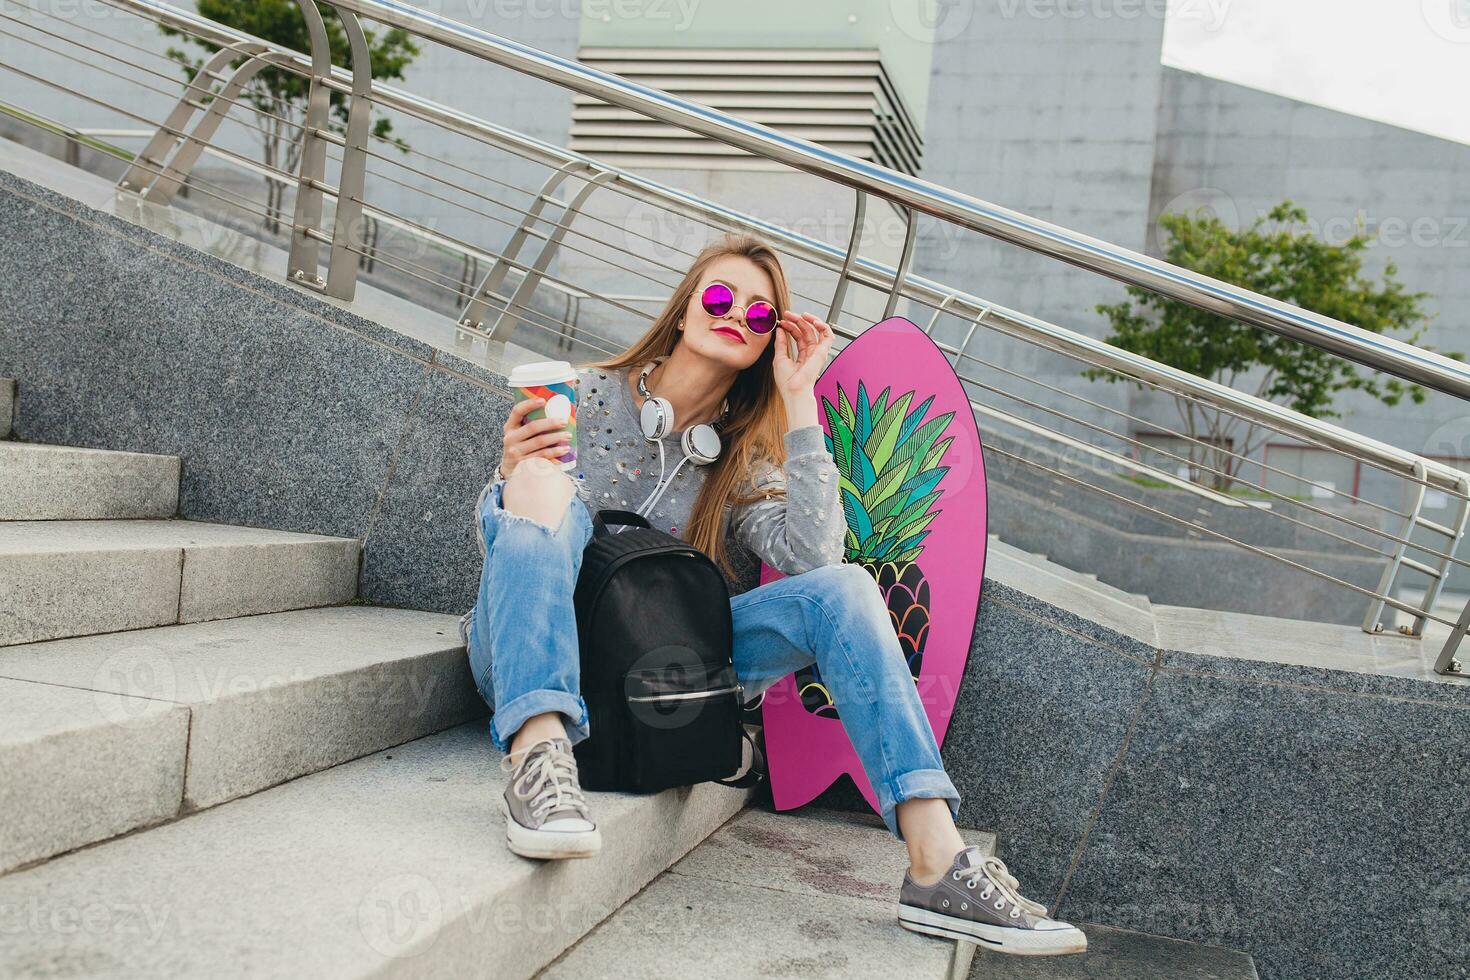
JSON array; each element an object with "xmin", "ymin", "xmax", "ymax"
[{"xmin": 625, "ymin": 355, "xmax": 729, "ymax": 526}]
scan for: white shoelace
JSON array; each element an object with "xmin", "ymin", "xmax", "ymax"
[
  {"xmin": 956, "ymin": 854, "xmax": 1049, "ymax": 919},
  {"xmin": 499, "ymin": 741, "xmax": 591, "ymax": 822}
]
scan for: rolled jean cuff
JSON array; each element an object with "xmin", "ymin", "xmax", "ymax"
[
  {"xmin": 488, "ymin": 689, "xmax": 590, "ymax": 754},
  {"xmin": 880, "ymin": 768, "xmax": 962, "ymax": 842}
]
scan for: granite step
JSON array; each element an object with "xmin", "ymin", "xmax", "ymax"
[
  {"xmin": 540, "ymin": 807, "xmax": 1258, "ymax": 980},
  {"xmin": 0, "ymin": 724, "xmax": 752, "ymax": 978},
  {"xmin": 0, "ymin": 605, "xmax": 477, "ymax": 874},
  {"xmin": 985, "ymin": 537, "xmax": 1157, "ymax": 647},
  {"xmin": 0, "ymin": 518, "xmax": 360, "ymax": 645},
  {"xmin": 960, "ymin": 924, "xmax": 1259, "ymax": 979},
  {"xmin": 539, "ymin": 807, "xmax": 998, "ymax": 980},
  {"xmin": 0, "ymin": 441, "xmax": 180, "ymax": 520},
  {"xmin": 0, "ymin": 676, "xmax": 188, "ymax": 877},
  {"xmin": 987, "ymin": 535, "xmax": 1151, "ymax": 614},
  {"xmin": 1, "ymin": 378, "xmax": 13, "ymax": 437}
]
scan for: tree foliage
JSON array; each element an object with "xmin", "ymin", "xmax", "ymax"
[{"xmin": 1089, "ymin": 201, "xmax": 1453, "ymax": 489}]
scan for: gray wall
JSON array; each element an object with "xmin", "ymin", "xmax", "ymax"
[
  {"xmin": 910, "ymin": 1, "xmax": 1168, "ymax": 441},
  {"xmin": 1149, "ymin": 69, "xmax": 1470, "ymax": 441},
  {"xmin": 1147, "ymin": 67, "xmax": 1470, "ymax": 573}
]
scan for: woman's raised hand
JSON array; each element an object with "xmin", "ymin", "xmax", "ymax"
[
  {"xmin": 499, "ymin": 396, "xmax": 572, "ymax": 478},
  {"xmin": 771, "ymin": 311, "xmax": 836, "ymax": 396}
]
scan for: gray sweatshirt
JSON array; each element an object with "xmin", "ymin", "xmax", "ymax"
[{"xmin": 498, "ymin": 364, "xmax": 847, "ymax": 594}]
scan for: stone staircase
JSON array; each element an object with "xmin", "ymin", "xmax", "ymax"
[
  {"xmin": 540, "ymin": 808, "xmax": 1259, "ymax": 980},
  {"xmin": 0, "ymin": 378, "xmax": 482, "ymax": 867},
  {"xmin": 0, "ymin": 376, "xmax": 750, "ymax": 975},
  {"xmin": 0, "ymin": 374, "xmax": 1264, "ymax": 978}
]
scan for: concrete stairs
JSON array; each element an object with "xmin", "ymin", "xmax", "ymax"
[
  {"xmin": 0, "ymin": 519, "xmax": 362, "ymax": 645},
  {"xmin": 0, "ymin": 441, "xmax": 180, "ymax": 520},
  {"xmin": 0, "ymin": 376, "xmax": 749, "ymax": 976},
  {"xmin": 540, "ymin": 808, "xmax": 1259, "ymax": 980},
  {"xmin": 0, "ymin": 606, "xmax": 482, "ymax": 872},
  {"xmin": 0, "ymin": 724, "xmax": 748, "ymax": 977},
  {"xmin": 0, "ymin": 378, "xmax": 489, "ymax": 872},
  {"xmin": 984, "ymin": 534, "xmax": 1157, "ymax": 647},
  {"xmin": 0, "ymin": 376, "xmax": 1261, "ymax": 978},
  {"xmin": 979, "ymin": 428, "xmax": 1390, "ymax": 626}
]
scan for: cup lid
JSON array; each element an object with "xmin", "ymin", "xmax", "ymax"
[{"xmin": 507, "ymin": 360, "xmax": 575, "ymax": 387}]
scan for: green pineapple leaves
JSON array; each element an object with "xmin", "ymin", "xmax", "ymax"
[{"xmin": 822, "ymin": 379, "xmax": 956, "ymax": 564}]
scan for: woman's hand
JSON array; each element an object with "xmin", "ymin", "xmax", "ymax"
[
  {"xmin": 771, "ymin": 311, "xmax": 836, "ymax": 398},
  {"xmin": 499, "ymin": 396, "xmax": 572, "ymax": 478}
]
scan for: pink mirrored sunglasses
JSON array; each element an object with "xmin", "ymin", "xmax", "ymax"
[{"xmin": 699, "ymin": 282, "xmax": 778, "ymax": 334}]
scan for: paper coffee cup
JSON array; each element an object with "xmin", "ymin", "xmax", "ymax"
[{"xmin": 506, "ymin": 360, "xmax": 578, "ymax": 472}]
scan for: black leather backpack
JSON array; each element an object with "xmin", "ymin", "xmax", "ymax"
[{"xmin": 571, "ymin": 509, "xmax": 764, "ymax": 793}]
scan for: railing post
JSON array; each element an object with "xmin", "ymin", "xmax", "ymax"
[
  {"xmin": 322, "ymin": 4, "xmax": 373, "ymax": 301},
  {"xmin": 286, "ymin": 0, "xmax": 372, "ymax": 301},
  {"xmin": 923, "ymin": 293, "xmax": 988, "ymax": 369},
  {"xmin": 1435, "ymin": 600, "xmax": 1468, "ymax": 677},
  {"xmin": 487, "ymin": 169, "xmax": 613, "ymax": 342},
  {"xmin": 882, "ymin": 203, "xmax": 917, "ymax": 322},
  {"xmin": 1410, "ymin": 475, "xmax": 1469, "ymax": 637},
  {"xmin": 1431, "ymin": 475, "xmax": 1470, "ymax": 677},
  {"xmin": 827, "ymin": 188, "xmax": 867, "ymax": 325},
  {"xmin": 284, "ymin": 0, "xmax": 334, "ymax": 293},
  {"xmin": 118, "ymin": 41, "xmax": 272, "ymax": 201},
  {"xmin": 458, "ymin": 161, "xmax": 602, "ymax": 342},
  {"xmin": 1362, "ymin": 460, "xmax": 1429, "ymax": 635}
]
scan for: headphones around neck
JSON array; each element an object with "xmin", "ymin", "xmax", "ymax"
[{"xmin": 626, "ymin": 356, "xmax": 729, "ymax": 525}]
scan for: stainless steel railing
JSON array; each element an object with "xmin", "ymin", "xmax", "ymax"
[
  {"xmin": 1, "ymin": 0, "xmax": 1465, "ymax": 674},
  {"xmin": 327, "ymin": 0, "xmax": 1470, "ymax": 402}
]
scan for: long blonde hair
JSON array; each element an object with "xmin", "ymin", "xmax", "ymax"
[{"xmin": 583, "ymin": 233, "xmax": 795, "ymax": 582}]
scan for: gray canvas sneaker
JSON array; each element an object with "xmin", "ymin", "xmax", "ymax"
[
  {"xmin": 898, "ymin": 845, "xmax": 1086, "ymax": 955},
  {"xmin": 498, "ymin": 736, "xmax": 602, "ymax": 859}
]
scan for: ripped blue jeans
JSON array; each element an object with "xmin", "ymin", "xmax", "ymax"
[{"xmin": 461, "ymin": 475, "xmax": 961, "ymax": 842}]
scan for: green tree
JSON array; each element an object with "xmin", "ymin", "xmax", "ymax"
[
  {"xmin": 161, "ymin": 1, "xmax": 419, "ymax": 232},
  {"xmin": 1090, "ymin": 201, "xmax": 1451, "ymax": 491}
]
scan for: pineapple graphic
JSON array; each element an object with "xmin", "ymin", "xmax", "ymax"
[{"xmin": 795, "ymin": 379, "xmax": 955, "ymax": 720}]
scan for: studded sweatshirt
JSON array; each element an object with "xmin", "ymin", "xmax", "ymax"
[{"xmin": 557, "ymin": 364, "xmax": 847, "ymax": 591}]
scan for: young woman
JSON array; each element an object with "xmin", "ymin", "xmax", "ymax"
[{"xmin": 461, "ymin": 234, "xmax": 1085, "ymax": 956}]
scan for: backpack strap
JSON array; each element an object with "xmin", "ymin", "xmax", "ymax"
[
  {"xmin": 592, "ymin": 509, "xmax": 651, "ymax": 537},
  {"xmin": 714, "ymin": 725, "xmax": 765, "ymax": 789}
]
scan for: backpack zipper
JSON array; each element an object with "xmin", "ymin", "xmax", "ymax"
[{"xmin": 627, "ymin": 684, "xmax": 741, "ymax": 704}]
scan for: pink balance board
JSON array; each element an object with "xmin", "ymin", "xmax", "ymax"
[{"xmin": 757, "ymin": 315, "xmax": 987, "ymax": 820}]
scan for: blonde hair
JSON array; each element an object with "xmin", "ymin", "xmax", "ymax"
[{"xmin": 583, "ymin": 233, "xmax": 795, "ymax": 582}]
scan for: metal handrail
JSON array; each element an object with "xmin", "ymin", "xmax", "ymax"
[
  {"xmin": 299, "ymin": 0, "xmax": 1468, "ymax": 403},
  {"xmin": 68, "ymin": 0, "xmax": 1470, "ymax": 498},
  {"xmin": 11, "ymin": 6, "xmax": 1460, "ymax": 491}
]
